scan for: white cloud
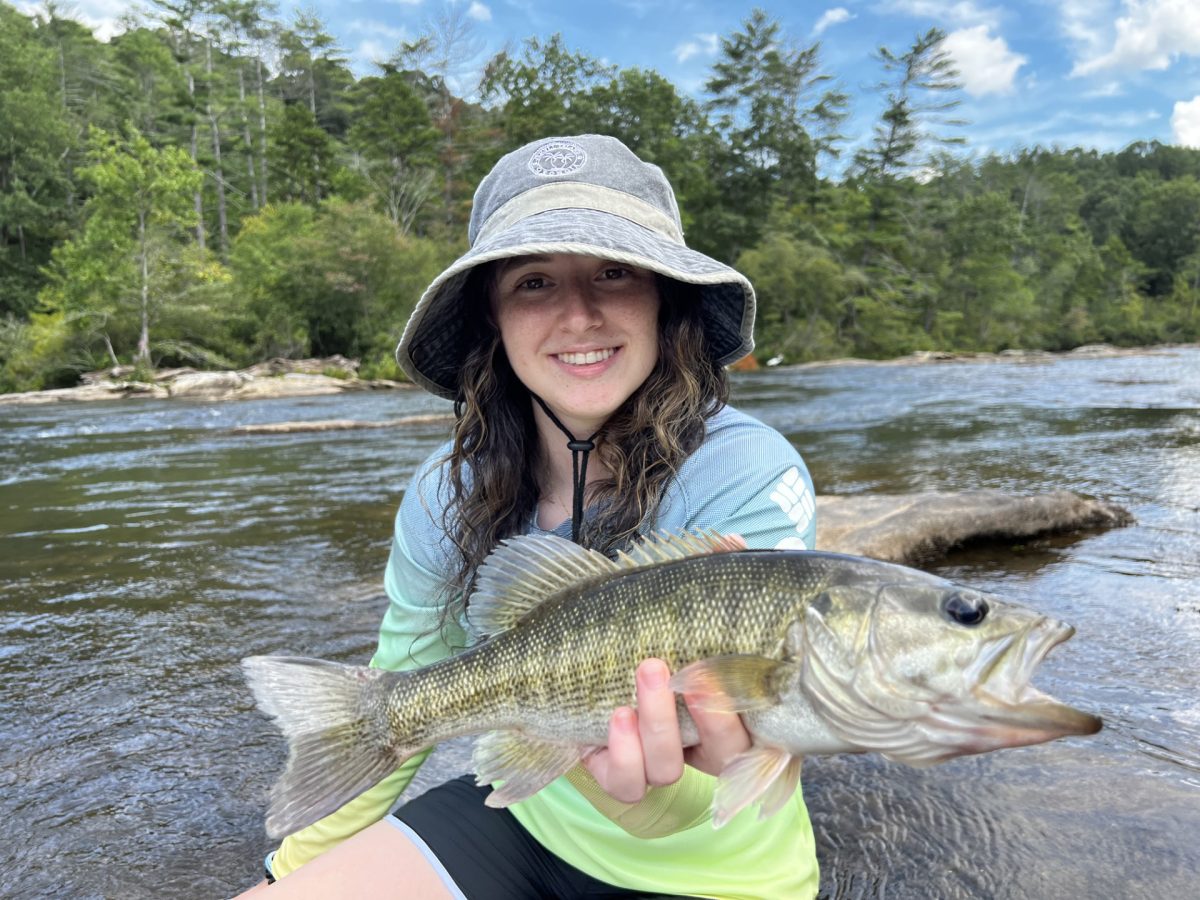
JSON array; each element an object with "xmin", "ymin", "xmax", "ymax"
[
  {"xmin": 879, "ymin": 0, "xmax": 1002, "ymax": 29},
  {"xmin": 1083, "ymin": 80, "xmax": 1125, "ymax": 98},
  {"xmin": 942, "ymin": 25, "xmax": 1027, "ymax": 96},
  {"xmin": 1072, "ymin": 0, "xmax": 1200, "ymax": 75},
  {"xmin": 467, "ymin": 2, "xmax": 492, "ymax": 22},
  {"xmin": 1173, "ymin": 96, "xmax": 1200, "ymax": 147},
  {"xmin": 15, "ymin": 0, "xmax": 128, "ymax": 40},
  {"xmin": 346, "ymin": 20, "xmax": 408, "ymax": 42},
  {"xmin": 1054, "ymin": 0, "xmax": 1117, "ymax": 57},
  {"xmin": 814, "ymin": 8, "xmax": 855, "ymax": 36},
  {"xmin": 673, "ymin": 33, "xmax": 719, "ymax": 63}
]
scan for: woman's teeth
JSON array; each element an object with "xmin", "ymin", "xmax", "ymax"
[{"xmin": 557, "ymin": 348, "xmax": 615, "ymax": 365}]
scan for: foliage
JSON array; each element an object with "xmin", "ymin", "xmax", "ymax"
[{"xmin": 0, "ymin": 6, "xmax": 1198, "ymax": 392}]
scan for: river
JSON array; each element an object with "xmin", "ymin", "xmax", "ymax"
[{"xmin": 1, "ymin": 348, "xmax": 1197, "ymax": 898}]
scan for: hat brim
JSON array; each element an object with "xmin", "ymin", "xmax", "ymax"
[{"xmin": 396, "ymin": 208, "xmax": 756, "ymax": 400}]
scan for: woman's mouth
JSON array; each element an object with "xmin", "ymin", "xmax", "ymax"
[{"xmin": 555, "ymin": 348, "xmax": 616, "ymax": 366}]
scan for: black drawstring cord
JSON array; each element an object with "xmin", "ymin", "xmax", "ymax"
[{"xmin": 531, "ymin": 394, "xmax": 601, "ymax": 544}]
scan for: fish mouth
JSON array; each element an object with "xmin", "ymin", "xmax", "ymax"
[{"xmin": 961, "ymin": 617, "xmax": 1103, "ymax": 750}]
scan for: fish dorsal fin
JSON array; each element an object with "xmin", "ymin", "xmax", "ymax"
[
  {"xmin": 466, "ymin": 530, "xmax": 746, "ymax": 638},
  {"xmin": 467, "ymin": 534, "xmax": 618, "ymax": 637},
  {"xmin": 614, "ymin": 529, "xmax": 747, "ymax": 570}
]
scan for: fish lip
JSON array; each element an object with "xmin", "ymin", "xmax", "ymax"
[{"xmin": 970, "ymin": 617, "xmax": 1103, "ymax": 740}]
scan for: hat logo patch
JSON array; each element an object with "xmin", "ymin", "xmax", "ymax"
[{"xmin": 527, "ymin": 139, "xmax": 587, "ymax": 177}]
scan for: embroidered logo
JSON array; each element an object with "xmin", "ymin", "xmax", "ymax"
[
  {"xmin": 768, "ymin": 466, "xmax": 814, "ymax": 550},
  {"xmin": 527, "ymin": 139, "xmax": 588, "ymax": 177}
]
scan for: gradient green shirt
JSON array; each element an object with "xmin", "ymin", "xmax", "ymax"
[{"xmin": 274, "ymin": 405, "xmax": 819, "ymax": 899}]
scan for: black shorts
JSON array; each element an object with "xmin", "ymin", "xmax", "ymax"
[{"xmin": 390, "ymin": 775, "xmax": 689, "ymax": 900}]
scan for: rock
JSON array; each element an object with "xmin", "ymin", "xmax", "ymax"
[
  {"xmin": 232, "ymin": 373, "xmax": 366, "ymax": 399},
  {"xmin": 231, "ymin": 414, "xmax": 454, "ymax": 434},
  {"xmin": 167, "ymin": 371, "xmax": 248, "ymax": 399},
  {"xmin": 0, "ymin": 381, "xmax": 168, "ymax": 405},
  {"xmin": 816, "ymin": 490, "xmax": 1133, "ymax": 564}
]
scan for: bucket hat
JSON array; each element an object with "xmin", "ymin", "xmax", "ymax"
[{"xmin": 396, "ymin": 134, "xmax": 756, "ymax": 400}]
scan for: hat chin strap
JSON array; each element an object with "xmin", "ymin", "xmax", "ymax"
[{"xmin": 531, "ymin": 394, "xmax": 601, "ymax": 544}]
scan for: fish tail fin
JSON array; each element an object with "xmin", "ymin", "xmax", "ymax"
[{"xmin": 242, "ymin": 655, "xmax": 408, "ymax": 838}]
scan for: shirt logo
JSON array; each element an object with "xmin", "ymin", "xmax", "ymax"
[
  {"xmin": 527, "ymin": 139, "xmax": 588, "ymax": 177},
  {"xmin": 769, "ymin": 466, "xmax": 814, "ymax": 550}
]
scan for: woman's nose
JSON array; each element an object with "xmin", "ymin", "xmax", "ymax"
[{"xmin": 558, "ymin": 280, "xmax": 604, "ymax": 329}]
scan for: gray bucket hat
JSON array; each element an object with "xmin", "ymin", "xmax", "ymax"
[{"xmin": 395, "ymin": 134, "xmax": 756, "ymax": 400}]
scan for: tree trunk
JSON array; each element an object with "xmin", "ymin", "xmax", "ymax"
[
  {"xmin": 187, "ymin": 68, "xmax": 206, "ymax": 250},
  {"xmin": 137, "ymin": 210, "xmax": 151, "ymax": 366},
  {"xmin": 256, "ymin": 57, "xmax": 268, "ymax": 204},
  {"xmin": 206, "ymin": 40, "xmax": 229, "ymax": 254},
  {"xmin": 239, "ymin": 65, "xmax": 258, "ymax": 209}
]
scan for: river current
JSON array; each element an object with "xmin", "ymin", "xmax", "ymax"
[{"xmin": 1, "ymin": 348, "xmax": 1197, "ymax": 898}]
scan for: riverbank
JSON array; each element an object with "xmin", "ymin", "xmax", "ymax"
[
  {"xmin": 2, "ymin": 343, "xmax": 1191, "ymax": 404},
  {"xmin": 0, "ymin": 356, "xmax": 414, "ymax": 405}
]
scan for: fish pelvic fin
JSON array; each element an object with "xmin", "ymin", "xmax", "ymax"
[
  {"xmin": 669, "ymin": 655, "xmax": 792, "ymax": 713},
  {"xmin": 466, "ymin": 530, "xmax": 746, "ymax": 639},
  {"xmin": 473, "ymin": 730, "xmax": 584, "ymax": 806},
  {"xmin": 713, "ymin": 745, "xmax": 802, "ymax": 829},
  {"xmin": 242, "ymin": 656, "xmax": 407, "ymax": 839}
]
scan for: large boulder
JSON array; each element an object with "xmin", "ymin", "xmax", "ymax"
[
  {"xmin": 816, "ymin": 490, "xmax": 1133, "ymax": 564},
  {"xmin": 166, "ymin": 371, "xmax": 247, "ymax": 399}
]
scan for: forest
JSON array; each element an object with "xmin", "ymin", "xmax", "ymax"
[{"xmin": 2, "ymin": 2, "xmax": 1199, "ymax": 392}]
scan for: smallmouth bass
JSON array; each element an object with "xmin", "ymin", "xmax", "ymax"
[{"xmin": 244, "ymin": 530, "xmax": 1101, "ymax": 838}]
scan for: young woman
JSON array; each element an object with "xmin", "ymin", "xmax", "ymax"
[{"xmin": 247, "ymin": 134, "xmax": 820, "ymax": 898}]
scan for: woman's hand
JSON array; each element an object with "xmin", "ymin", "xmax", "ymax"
[{"xmin": 582, "ymin": 658, "xmax": 752, "ymax": 803}]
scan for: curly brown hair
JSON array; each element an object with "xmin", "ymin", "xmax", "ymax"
[{"xmin": 428, "ymin": 270, "xmax": 730, "ymax": 624}]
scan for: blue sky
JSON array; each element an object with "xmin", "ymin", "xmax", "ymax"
[{"xmin": 25, "ymin": 0, "xmax": 1200, "ymax": 159}]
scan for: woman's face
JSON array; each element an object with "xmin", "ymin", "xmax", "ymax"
[{"xmin": 491, "ymin": 253, "xmax": 661, "ymax": 437}]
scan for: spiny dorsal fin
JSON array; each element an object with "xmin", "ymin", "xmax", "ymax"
[
  {"xmin": 467, "ymin": 534, "xmax": 618, "ymax": 637},
  {"xmin": 614, "ymin": 529, "xmax": 746, "ymax": 570},
  {"xmin": 466, "ymin": 529, "xmax": 747, "ymax": 638}
]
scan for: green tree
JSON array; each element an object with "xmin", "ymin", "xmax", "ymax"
[
  {"xmin": 0, "ymin": 4, "xmax": 73, "ymax": 318},
  {"xmin": 40, "ymin": 126, "xmax": 205, "ymax": 371},
  {"xmin": 704, "ymin": 8, "xmax": 847, "ymax": 254},
  {"xmin": 268, "ymin": 102, "xmax": 337, "ymax": 204},
  {"xmin": 347, "ymin": 73, "xmax": 441, "ymax": 232}
]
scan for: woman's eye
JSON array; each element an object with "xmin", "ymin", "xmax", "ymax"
[
  {"xmin": 516, "ymin": 276, "xmax": 545, "ymax": 291},
  {"xmin": 601, "ymin": 267, "xmax": 628, "ymax": 280}
]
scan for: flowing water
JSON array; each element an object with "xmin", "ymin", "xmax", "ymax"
[{"xmin": 1, "ymin": 348, "xmax": 1197, "ymax": 898}]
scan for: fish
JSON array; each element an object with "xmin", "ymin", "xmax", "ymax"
[{"xmin": 243, "ymin": 530, "xmax": 1102, "ymax": 838}]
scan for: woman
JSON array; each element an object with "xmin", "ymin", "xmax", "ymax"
[{"xmin": 249, "ymin": 134, "xmax": 819, "ymax": 898}]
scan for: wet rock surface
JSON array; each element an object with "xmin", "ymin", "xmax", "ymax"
[{"xmin": 815, "ymin": 489, "xmax": 1133, "ymax": 563}]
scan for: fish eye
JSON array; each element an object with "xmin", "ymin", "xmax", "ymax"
[{"xmin": 942, "ymin": 591, "xmax": 989, "ymax": 627}]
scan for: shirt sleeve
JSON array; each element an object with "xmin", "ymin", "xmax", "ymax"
[{"xmin": 272, "ymin": 453, "xmax": 464, "ymax": 878}]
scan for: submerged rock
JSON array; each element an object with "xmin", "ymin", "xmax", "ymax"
[{"xmin": 816, "ymin": 490, "xmax": 1133, "ymax": 564}]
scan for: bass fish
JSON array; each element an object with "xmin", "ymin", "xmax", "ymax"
[{"xmin": 243, "ymin": 531, "xmax": 1101, "ymax": 838}]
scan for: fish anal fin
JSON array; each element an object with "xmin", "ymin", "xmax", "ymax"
[
  {"xmin": 669, "ymin": 655, "xmax": 791, "ymax": 713},
  {"xmin": 713, "ymin": 745, "xmax": 797, "ymax": 829},
  {"xmin": 474, "ymin": 731, "xmax": 583, "ymax": 807}
]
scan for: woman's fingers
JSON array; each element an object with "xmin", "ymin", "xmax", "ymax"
[
  {"xmin": 682, "ymin": 692, "xmax": 753, "ymax": 778},
  {"xmin": 583, "ymin": 706, "xmax": 647, "ymax": 803},
  {"xmin": 635, "ymin": 658, "xmax": 685, "ymax": 787}
]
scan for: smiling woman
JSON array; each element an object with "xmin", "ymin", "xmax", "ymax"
[
  {"xmin": 241, "ymin": 134, "xmax": 821, "ymax": 899},
  {"xmin": 490, "ymin": 254, "xmax": 662, "ymax": 439}
]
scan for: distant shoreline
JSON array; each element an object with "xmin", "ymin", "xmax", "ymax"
[{"xmin": 2, "ymin": 343, "xmax": 1192, "ymax": 405}]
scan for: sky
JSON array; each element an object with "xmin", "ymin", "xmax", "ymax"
[{"xmin": 19, "ymin": 0, "xmax": 1200, "ymax": 160}]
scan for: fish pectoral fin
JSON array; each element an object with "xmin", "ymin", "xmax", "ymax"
[
  {"xmin": 713, "ymin": 745, "xmax": 799, "ymax": 829},
  {"xmin": 473, "ymin": 731, "xmax": 582, "ymax": 807},
  {"xmin": 669, "ymin": 655, "xmax": 792, "ymax": 713}
]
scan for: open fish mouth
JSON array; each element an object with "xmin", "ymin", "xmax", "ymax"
[{"xmin": 961, "ymin": 617, "xmax": 1103, "ymax": 750}]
